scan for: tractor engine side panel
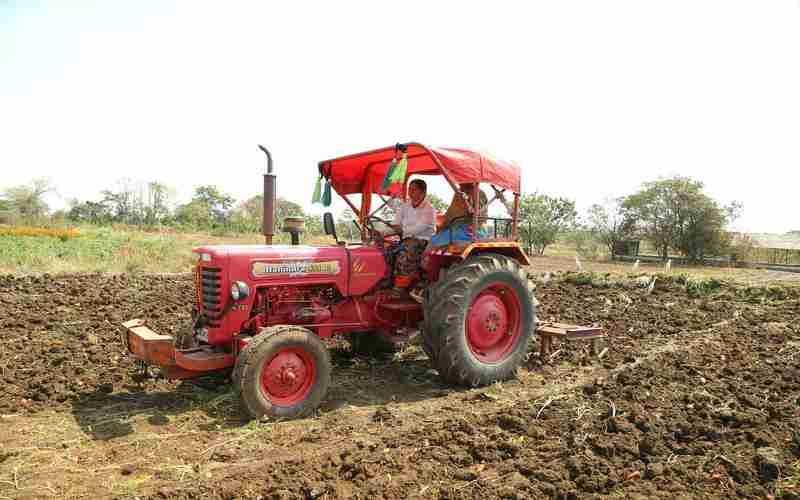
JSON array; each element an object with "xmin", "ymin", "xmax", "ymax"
[{"xmin": 347, "ymin": 246, "xmax": 388, "ymax": 296}]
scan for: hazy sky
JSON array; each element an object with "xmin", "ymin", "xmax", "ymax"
[{"xmin": 2, "ymin": 1, "xmax": 799, "ymax": 232}]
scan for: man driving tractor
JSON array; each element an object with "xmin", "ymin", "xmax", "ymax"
[{"xmin": 387, "ymin": 178, "xmax": 436, "ymax": 297}]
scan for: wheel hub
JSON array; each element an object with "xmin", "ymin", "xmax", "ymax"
[
  {"xmin": 467, "ymin": 292, "xmax": 510, "ymax": 350},
  {"xmin": 262, "ymin": 350, "xmax": 310, "ymax": 400},
  {"xmin": 465, "ymin": 283, "xmax": 522, "ymax": 363}
]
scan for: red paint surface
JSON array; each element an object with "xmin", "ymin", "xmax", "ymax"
[
  {"xmin": 465, "ymin": 282, "xmax": 522, "ymax": 363},
  {"xmin": 260, "ymin": 348, "xmax": 316, "ymax": 406}
]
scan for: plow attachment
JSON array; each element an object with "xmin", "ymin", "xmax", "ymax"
[
  {"xmin": 535, "ymin": 321, "xmax": 607, "ymax": 357},
  {"xmin": 122, "ymin": 319, "xmax": 234, "ymax": 379}
]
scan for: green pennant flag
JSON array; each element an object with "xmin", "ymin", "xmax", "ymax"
[
  {"xmin": 381, "ymin": 157, "xmax": 398, "ymax": 192},
  {"xmin": 311, "ymin": 176, "xmax": 322, "ymax": 204},
  {"xmin": 389, "ymin": 153, "xmax": 408, "ymax": 184},
  {"xmin": 322, "ymin": 179, "xmax": 332, "ymax": 207}
]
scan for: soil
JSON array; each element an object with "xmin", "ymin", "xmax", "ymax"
[{"xmin": 1, "ymin": 272, "xmax": 799, "ymax": 499}]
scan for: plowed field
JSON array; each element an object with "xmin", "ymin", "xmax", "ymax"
[{"xmin": 1, "ymin": 272, "xmax": 799, "ymax": 499}]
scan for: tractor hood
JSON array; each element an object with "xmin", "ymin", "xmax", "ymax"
[
  {"xmin": 192, "ymin": 244, "xmax": 351, "ymax": 293},
  {"xmin": 192, "ymin": 243, "xmax": 387, "ymax": 299}
]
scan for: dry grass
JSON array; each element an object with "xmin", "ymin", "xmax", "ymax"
[
  {"xmin": 0, "ymin": 225, "xmax": 263, "ymax": 274},
  {"xmin": 0, "ymin": 223, "xmax": 345, "ymax": 275},
  {"xmin": 0, "ymin": 225, "xmax": 79, "ymax": 240},
  {"xmin": 776, "ymin": 460, "xmax": 800, "ymax": 497}
]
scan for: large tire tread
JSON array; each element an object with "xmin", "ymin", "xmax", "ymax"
[
  {"xmin": 235, "ymin": 326, "xmax": 331, "ymax": 419},
  {"xmin": 423, "ymin": 253, "xmax": 537, "ymax": 387}
]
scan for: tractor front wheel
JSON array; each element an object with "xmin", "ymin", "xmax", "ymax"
[
  {"xmin": 235, "ymin": 326, "xmax": 332, "ymax": 419},
  {"xmin": 424, "ymin": 254, "xmax": 536, "ymax": 386}
]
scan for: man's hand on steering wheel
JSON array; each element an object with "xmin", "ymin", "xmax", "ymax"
[
  {"xmin": 365, "ymin": 215, "xmax": 401, "ymax": 236},
  {"xmin": 364, "ymin": 216, "xmax": 402, "ymax": 247}
]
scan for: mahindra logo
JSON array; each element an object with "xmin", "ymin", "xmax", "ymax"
[
  {"xmin": 352, "ymin": 257, "xmax": 378, "ymax": 277},
  {"xmin": 352, "ymin": 258, "xmax": 366, "ymax": 273}
]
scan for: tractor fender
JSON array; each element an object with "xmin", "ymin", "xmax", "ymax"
[{"xmin": 460, "ymin": 242, "xmax": 530, "ymax": 267}]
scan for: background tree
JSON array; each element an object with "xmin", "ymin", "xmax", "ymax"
[
  {"xmin": 175, "ymin": 185, "xmax": 235, "ymax": 228},
  {"xmin": 675, "ymin": 197, "xmax": 740, "ymax": 261},
  {"xmin": 303, "ymin": 214, "xmax": 324, "ymax": 239},
  {"xmin": 175, "ymin": 200, "xmax": 214, "ymax": 229},
  {"xmin": 622, "ymin": 177, "xmax": 691, "ymax": 260},
  {"xmin": 97, "ymin": 179, "xmax": 176, "ymax": 225},
  {"xmin": 517, "ymin": 193, "xmax": 577, "ymax": 255},
  {"xmin": 337, "ymin": 208, "xmax": 358, "ymax": 241},
  {"xmin": 192, "ymin": 185, "xmax": 235, "ymax": 225},
  {"xmin": 67, "ymin": 199, "xmax": 112, "ymax": 224},
  {"xmin": 142, "ymin": 182, "xmax": 175, "ymax": 225},
  {"xmin": 622, "ymin": 176, "xmax": 740, "ymax": 261},
  {"xmin": 232, "ymin": 195, "xmax": 305, "ymax": 233},
  {"xmin": 101, "ymin": 178, "xmax": 141, "ymax": 224},
  {"xmin": 586, "ymin": 198, "xmax": 635, "ymax": 260},
  {"xmin": 1, "ymin": 178, "xmax": 53, "ymax": 223},
  {"xmin": 564, "ymin": 222, "xmax": 603, "ymax": 260},
  {"xmin": 276, "ymin": 198, "xmax": 304, "ymax": 228},
  {"xmin": 0, "ymin": 199, "xmax": 12, "ymax": 224},
  {"xmin": 426, "ymin": 193, "xmax": 448, "ymax": 213}
]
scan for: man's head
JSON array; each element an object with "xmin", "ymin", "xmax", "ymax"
[{"xmin": 408, "ymin": 179, "xmax": 427, "ymax": 205}]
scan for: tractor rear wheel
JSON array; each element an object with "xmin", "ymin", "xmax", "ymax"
[
  {"xmin": 235, "ymin": 326, "xmax": 332, "ymax": 419},
  {"xmin": 424, "ymin": 254, "xmax": 536, "ymax": 386}
]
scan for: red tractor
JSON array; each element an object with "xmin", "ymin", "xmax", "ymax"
[{"xmin": 123, "ymin": 143, "xmax": 601, "ymax": 419}]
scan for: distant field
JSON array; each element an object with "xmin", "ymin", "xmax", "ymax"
[
  {"xmin": 750, "ymin": 232, "xmax": 800, "ymax": 250},
  {"xmin": 2, "ymin": 224, "xmax": 800, "ymax": 286},
  {"xmin": 0, "ymin": 225, "xmax": 265, "ymax": 274},
  {"xmin": 526, "ymin": 254, "xmax": 800, "ymax": 285}
]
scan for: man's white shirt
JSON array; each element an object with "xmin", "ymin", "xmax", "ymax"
[{"xmin": 388, "ymin": 198, "xmax": 436, "ymax": 240}]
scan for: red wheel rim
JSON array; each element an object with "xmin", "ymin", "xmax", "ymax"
[
  {"xmin": 260, "ymin": 348, "xmax": 316, "ymax": 406},
  {"xmin": 466, "ymin": 282, "xmax": 522, "ymax": 363}
]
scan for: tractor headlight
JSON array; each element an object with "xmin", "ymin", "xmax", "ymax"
[
  {"xmin": 192, "ymin": 252, "xmax": 212, "ymax": 262},
  {"xmin": 230, "ymin": 281, "xmax": 250, "ymax": 301}
]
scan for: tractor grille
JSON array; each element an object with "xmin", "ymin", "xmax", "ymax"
[{"xmin": 199, "ymin": 266, "xmax": 223, "ymax": 328}]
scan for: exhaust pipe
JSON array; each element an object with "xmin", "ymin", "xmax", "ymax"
[{"xmin": 258, "ymin": 145, "xmax": 275, "ymax": 245}]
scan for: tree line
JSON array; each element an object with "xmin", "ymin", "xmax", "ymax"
[
  {"xmin": 1, "ymin": 175, "xmax": 747, "ymax": 262},
  {"xmin": 0, "ymin": 178, "xmax": 303, "ymax": 234},
  {"xmin": 514, "ymin": 176, "xmax": 744, "ymax": 262}
]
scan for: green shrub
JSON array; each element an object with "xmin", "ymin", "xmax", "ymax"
[
  {"xmin": 565, "ymin": 230, "xmax": 603, "ymax": 260},
  {"xmin": 563, "ymin": 271, "xmax": 613, "ymax": 288},
  {"xmin": 685, "ymin": 277, "xmax": 722, "ymax": 298}
]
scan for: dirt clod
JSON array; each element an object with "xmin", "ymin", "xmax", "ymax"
[
  {"xmin": 754, "ymin": 447, "xmax": 782, "ymax": 481},
  {"xmin": 0, "ymin": 273, "xmax": 798, "ymax": 499}
]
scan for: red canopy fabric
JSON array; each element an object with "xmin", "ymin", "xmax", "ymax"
[{"xmin": 319, "ymin": 143, "xmax": 521, "ymax": 196}]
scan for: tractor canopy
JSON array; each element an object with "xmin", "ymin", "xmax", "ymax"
[{"xmin": 318, "ymin": 143, "xmax": 521, "ymax": 197}]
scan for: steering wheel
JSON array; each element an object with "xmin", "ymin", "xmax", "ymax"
[{"xmin": 364, "ymin": 216, "xmax": 401, "ymax": 245}]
